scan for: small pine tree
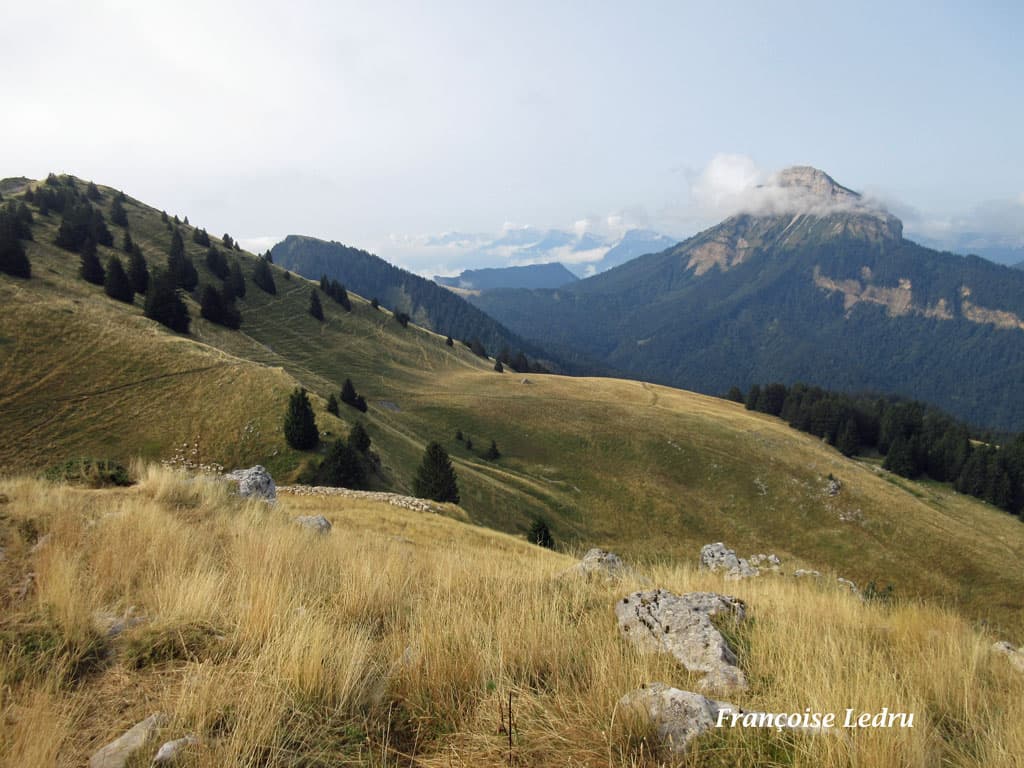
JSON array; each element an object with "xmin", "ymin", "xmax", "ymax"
[
  {"xmin": 86, "ymin": 181, "xmax": 101, "ymax": 201},
  {"xmin": 103, "ymin": 256, "xmax": 134, "ymax": 303},
  {"xmin": 745, "ymin": 385, "xmax": 761, "ymax": 411},
  {"xmin": 253, "ymin": 258, "xmax": 276, "ymax": 294},
  {"xmin": 110, "ymin": 196, "xmax": 128, "ymax": 227},
  {"xmin": 309, "ymin": 289, "xmax": 324, "ymax": 321},
  {"xmin": 455, "ymin": 429, "xmax": 463, "ymax": 442},
  {"xmin": 483, "ymin": 440, "xmax": 501, "ymax": 460},
  {"xmin": 370, "ymin": 297, "xmax": 379, "ymax": 309},
  {"xmin": 183, "ymin": 216, "xmax": 189, "ymax": 226},
  {"xmin": 394, "ymin": 311, "xmax": 410, "ymax": 327},
  {"xmin": 883, "ymin": 435, "xmax": 916, "ymax": 478},
  {"xmin": 326, "ymin": 393, "xmax": 339, "ymax": 415},
  {"xmin": 160, "ymin": 210, "xmax": 168, "ymax": 223},
  {"xmin": 79, "ymin": 239, "xmax": 105, "ymax": 285},
  {"xmin": 341, "ymin": 378, "xmax": 359, "ymax": 408},
  {"xmin": 283, "ymin": 387, "xmax": 319, "ymax": 450},
  {"xmin": 413, "ymin": 442, "xmax": 460, "ymax": 503},
  {"xmin": 347, "ymin": 422, "xmax": 371, "ymax": 454},
  {"xmin": 494, "ymin": 360, "xmax": 504, "ymax": 373},
  {"xmin": 446, "ymin": 336, "xmax": 454, "ymax": 347},
  {"xmin": 725, "ymin": 386, "xmax": 744, "ymax": 403},
  {"xmin": 314, "ymin": 439, "xmax": 365, "ymax": 488},
  {"xmin": 228, "ymin": 260, "xmax": 246, "ymax": 298},
  {"xmin": 143, "ymin": 269, "xmax": 190, "ymax": 333},
  {"xmin": 465, "ymin": 436, "xmax": 473, "ymax": 450},
  {"xmin": 222, "ymin": 233, "xmax": 234, "ymax": 249},
  {"xmin": 128, "ymin": 247, "xmax": 149, "ymax": 294},
  {"xmin": 122, "ymin": 229, "xmax": 134, "ymax": 253},
  {"xmin": 528, "ymin": 517, "xmax": 554, "ymax": 549},
  {"xmin": 205, "ymin": 246, "xmax": 229, "ymax": 279}
]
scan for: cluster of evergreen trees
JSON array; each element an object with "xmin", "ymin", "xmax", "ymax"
[
  {"xmin": 460, "ymin": 337, "xmax": 547, "ymax": 374},
  {"xmin": 253, "ymin": 255, "xmax": 276, "ymax": 294},
  {"xmin": 454, "ymin": 430, "xmax": 500, "ymax": 460},
  {"xmin": 737, "ymin": 382, "xmax": 1024, "ymax": 517},
  {"xmin": 319, "ymin": 275, "xmax": 351, "ymax": 310},
  {"xmin": 339, "ymin": 378, "xmax": 367, "ymax": 412}
]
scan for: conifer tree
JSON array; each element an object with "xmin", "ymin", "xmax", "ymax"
[
  {"xmin": 309, "ymin": 289, "xmax": 324, "ymax": 321},
  {"xmin": 86, "ymin": 181, "xmax": 101, "ymax": 201},
  {"xmin": 483, "ymin": 439, "xmax": 501, "ymax": 460},
  {"xmin": 836, "ymin": 418, "xmax": 860, "ymax": 457},
  {"xmin": 0, "ymin": 212, "xmax": 31, "ymax": 278},
  {"xmin": 494, "ymin": 360, "xmax": 504, "ymax": 373},
  {"xmin": 370, "ymin": 297, "xmax": 379, "ymax": 309},
  {"xmin": 103, "ymin": 256, "xmax": 134, "ymax": 303},
  {"xmin": 726, "ymin": 386, "xmax": 744, "ymax": 403},
  {"xmin": 340, "ymin": 378, "xmax": 366, "ymax": 411},
  {"xmin": 79, "ymin": 239, "xmax": 105, "ymax": 285},
  {"xmin": 314, "ymin": 439, "xmax": 365, "ymax": 488},
  {"xmin": 122, "ymin": 229, "xmax": 134, "ymax": 253},
  {"xmin": 446, "ymin": 336, "xmax": 453, "ymax": 347},
  {"xmin": 326, "ymin": 393, "xmax": 339, "ymax": 415},
  {"xmin": 528, "ymin": 517, "xmax": 554, "ymax": 549},
  {"xmin": 144, "ymin": 269, "xmax": 190, "ymax": 333},
  {"xmin": 347, "ymin": 422, "xmax": 371, "ymax": 454},
  {"xmin": 228, "ymin": 260, "xmax": 246, "ymax": 298},
  {"xmin": 205, "ymin": 246, "xmax": 229, "ymax": 279},
  {"xmin": 883, "ymin": 435, "xmax": 916, "ymax": 478},
  {"xmin": 253, "ymin": 257, "xmax": 276, "ymax": 294},
  {"xmin": 413, "ymin": 442, "xmax": 459, "ymax": 503},
  {"xmin": 283, "ymin": 387, "xmax": 319, "ymax": 450},
  {"xmin": 110, "ymin": 196, "xmax": 128, "ymax": 226},
  {"xmin": 128, "ymin": 247, "xmax": 149, "ymax": 294}
]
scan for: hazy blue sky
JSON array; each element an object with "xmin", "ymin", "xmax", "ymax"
[{"xmin": 3, "ymin": 1, "xmax": 1022, "ymax": 272}]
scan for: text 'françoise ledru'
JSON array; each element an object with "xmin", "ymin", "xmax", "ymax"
[{"xmin": 717, "ymin": 707, "xmax": 914, "ymax": 731}]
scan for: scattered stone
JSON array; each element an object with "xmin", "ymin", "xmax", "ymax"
[
  {"xmin": 153, "ymin": 734, "xmax": 198, "ymax": 764},
  {"xmin": 30, "ymin": 533, "xmax": 52, "ymax": 554},
  {"xmin": 700, "ymin": 542, "xmax": 758, "ymax": 579},
  {"xmin": 568, "ymin": 548, "xmax": 630, "ymax": 580},
  {"xmin": 616, "ymin": 590, "xmax": 747, "ymax": 692},
  {"xmin": 619, "ymin": 683, "xmax": 835, "ymax": 754},
  {"xmin": 293, "ymin": 515, "xmax": 332, "ymax": 534},
  {"xmin": 826, "ymin": 476, "xmax": 842, "ymax": 496},
  {"xmin": 991, "ymin": 641, "xmax": 1024, "ymax": 673},
  {"xmin": 747, "ymin": 553, "xmax": 781, "ymax": 571},
  {"xmin": 93, "ymin": 608, "xmax": 148, "ymax": 639},
  {"xmin": 793, "ymin": 569, "xmax": 822, "ymax": 579},
  {"xmin": 835, "ymin": 577, "xmax": 859, "ymax": 594},
  {"xmin": 224, "ymin": 465, "xmax": 276, "ymax": 502},
  {"xmin": 520, "ymin": 378, "xmax": 531, "ymax": 384},
  {"xmin": 88, "ymin": 713, "xmax": 166, "ymax": 768}
]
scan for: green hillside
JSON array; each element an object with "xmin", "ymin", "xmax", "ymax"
[{"xmin": 2, "ymin": 175, "xmax": 1024, "ymax": 634}]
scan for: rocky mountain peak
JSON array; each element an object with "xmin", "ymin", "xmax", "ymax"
[{"xmin": 773, "ymin": 166, "xmax": 861, "ymax": 203}]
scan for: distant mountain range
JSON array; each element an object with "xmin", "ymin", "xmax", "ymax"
[
  {"xmin": 468, "ymin": 167, "xmax": 1024, "ymax": 431},
  {"xmin": 421, "ymin": 226, "xmax": 677, "ymax": 279},
  {"xmin": 435, "ymin": 262, "xmax": 578, "ymax": 292}
]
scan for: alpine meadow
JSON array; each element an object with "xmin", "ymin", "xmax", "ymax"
[{"xmin": 4, "ymin": 4, "xmax": 1024, "ymax": 766}]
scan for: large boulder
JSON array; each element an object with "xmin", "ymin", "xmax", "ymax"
[
  {"xmin": 616, "ymin": 590, "xmax": 747, "ymax": 692},
  {"xmin": 153, "ymin": 734, "xmax": 198, "ymax": 764},
  {"xmin": 224, "ymin": 466, "xmax": 276, "ymax": 501},
  {"xmin": 700, "ymin": 542, "xmax": 758, "ymax": 579},
  {"xmin": 89, "ymin": 713, "xmax": 165, "ymax": 768}
]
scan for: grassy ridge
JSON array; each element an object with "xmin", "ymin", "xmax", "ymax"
[
  {"xmin": 1, "ymin": 468, "xmax": 1022, "ymax": 767},
  {"xmin": 1, "ymin": 177, "xmax": 1024, "ymax": 633}
]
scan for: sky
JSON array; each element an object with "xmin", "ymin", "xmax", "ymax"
[{"xmin": 2, "ymin": 0, "xmax": 1022, "ymax": 274}]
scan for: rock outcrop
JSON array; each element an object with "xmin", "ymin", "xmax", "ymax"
[
  {"xmin": 700, "ymin": 542, "xmax": 779, "ymax": 579},
  {"xmin": 224, "ymin": 466, "xmax": 276, "ymax": 502},
  {"xmin": 616, "ymin": 590, "xmax": 747, "ymax": 692},
  {"xmin": 568, "ymin": 548, "xmax": 630, "ymax": 580},
  {"xmin": 88, "ymin": 713, "xmax": 165, "ymax": 768},
  {"xmin": 293, "ymin": 514, "xmax": 332, "ymax": 534}
]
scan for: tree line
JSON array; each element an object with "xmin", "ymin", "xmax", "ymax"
[{"xmin": 732, "ymin": 381, "xmax": 1024, "ymax": 518}]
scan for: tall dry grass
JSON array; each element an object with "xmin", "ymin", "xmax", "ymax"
[{"xmin": 0, "ymin": 465, "xmax": 1022, "ymax": 767}]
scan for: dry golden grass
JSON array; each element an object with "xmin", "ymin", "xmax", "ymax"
[{"xmin": 1, "ymin": 467, "xmax": 1022, "ymax": 767}]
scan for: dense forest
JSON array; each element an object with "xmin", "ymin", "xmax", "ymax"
[{"xmin": 735, "ymin": 381, "xmax": 1024, "ymax": 518}]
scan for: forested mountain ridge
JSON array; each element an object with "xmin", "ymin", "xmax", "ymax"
[
  {"xmin": 270, "ymin": 234, "xmax": 561, "ymax": 366},
  {"xmin": 471, "ymin": 168, "xmax": 1024, "ymax": 431}
]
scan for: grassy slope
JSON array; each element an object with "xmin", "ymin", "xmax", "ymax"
[
  {"xmin": 1, "ymin": 469, "xmax": 1022, "ymax": 767},
  {"xmin": 1, "ymin": 178, "xmax": 1023, "ymax": 634}
]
